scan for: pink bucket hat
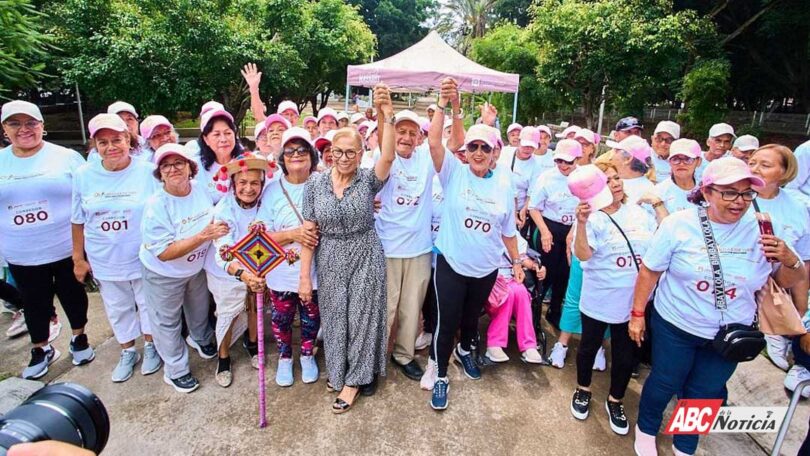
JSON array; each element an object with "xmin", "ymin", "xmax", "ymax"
[
  {"xmin": 701, "ymin": 156, "xmax": 765, "ymax": 188},
  {"xmin": 567, "ymin": 164, "xmax": 613, "ymax": 211},
  {"xmin": 553, "ymin": 139, "xmax": 584, "ymax": 162}
]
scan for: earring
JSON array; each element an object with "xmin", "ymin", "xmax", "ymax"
[{"xmin": 42, "ymin": 130, "xmax": 48, "ymax": 137}]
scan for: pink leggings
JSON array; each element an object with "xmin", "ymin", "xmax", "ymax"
[{"xmin": 485, "ymin": 280, "xmax": 537, "ymax": 352}]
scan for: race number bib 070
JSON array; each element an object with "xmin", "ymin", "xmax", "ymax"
[{"xmin": 8, "ymin": 200, "xmax": 52, "ymax": 229}]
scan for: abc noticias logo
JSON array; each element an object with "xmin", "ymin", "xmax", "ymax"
[{"xmin": 664, "ymin": 399, "xmax": 787, "ymax": 435}]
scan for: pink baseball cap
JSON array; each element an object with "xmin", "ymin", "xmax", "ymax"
[
  {"xmin": 317, "ymin": 107, "xmax": 338, "ymax": 124},
  {"xmin": 88, "ymin": 113, "xmax": 128, "ymax": 138},
  {"xmin": 314, "ymin": 130, "xmax": 337, "ymax": 152},
  {"xmin": 507, "ymin": 123, "xmax": 523, "ymax": 134},
  {"xmin": 574, "ymin": 128, "xmax": 600, "ymax": 145},
  {"xmin": 553, "ymin": 139, "xmax": 584, "ymax": 162},
  {"xmin": 567, "ymin": 164, "xmax": 613, "ymax": 211},
  {"xmin": 199, "ymin": 101, "xmax": 224, "ymax": 117},
  {"xmin": 613, "ymin": 136, "xmax": 652, "ymax": 162},
  {"xmin": 464, "ymin": 124, "xmax": 495, "ymax": 149},
  {"xmin": 153, "ymin": 143, "xmax": 192, "ymax": 165},
  {"xmin": 282, "ymin": 127, "xmax": 314, "ymax": 149},
  {"xmin": 418, "ymin": 117, "xmax": 430, "ymax": 133},
  {"xmin": 519, "ymin": 126, "xmax": 540, "ymax": 148},
  {"xmin": 555, "ymin": 125, "xmax": 579, "ymax": 139},
  {"xmin": 303, "ymin": 115, "xmax": 317, "ymax": 126},
  {"xmin": 701, "ymin": 156, "xmax": 765, "ymax": 188},
  {"xmin": 276, "ymin": 100, "xmax": 299, "ymax": 116},
  {"xmin": 200, "ymin": 109, "xmax": 234, "ymax": 131},
  {"xmin": 140, "ymin": 115, "xmax": 173, "ymax": 139},
  {"xmin": 253, "ymin": 123, "xmax": 267, "ymax": 139},
  {"xmin": 536, "ymin": 125, "xmax": 552, "ymax": 137},
  {"xmin": 669, "ymin": 139, "xmax": 701, "ymax": 159},
  {"xmin": 264, "ymin": 113, "xmax": 291, "ymax": 130}
]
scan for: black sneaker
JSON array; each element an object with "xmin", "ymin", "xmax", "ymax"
[
  {"xmin": 163, "ymin": 373, "xmax": 200, "ymax": 393},
  {"xmin": 631, "ymin": 364, "xmax": 640, "ymax": 378},
  {"xmin": 69, "ymin": 334, "xmax": 95, "ymax": 366},
  {"xmin": 570, "ymin": 388, "xmax": 591, "ymax": 420},
  {"xmin": 186, "ymin": 336, "xmax": 216, "ymax": 360},
  {"xmin": 23, "ymin": 346, "xmax": 60, "ymax": 379},
  {"xmin": 605, "ymin": 400, "xmax": 629, "ymax": 435},
  {"xmin": 242, "ymin": 335, "xmax": 258, "ymax": 358}
]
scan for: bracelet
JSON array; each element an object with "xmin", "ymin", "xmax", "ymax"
[
  {"xmin": 651, "ymin": 201, "xmax": 664, "ymax": 209},
  {"xmin": 437, "ymin": 104, "xmax": 447, "ymax": 110},
  {"xmin": 630, "ymin": 310, "xmax": 645, "ymax": 318},
  {"xmin": 511, "ymin": 258, "xmax": 522, "ymax": 266}
]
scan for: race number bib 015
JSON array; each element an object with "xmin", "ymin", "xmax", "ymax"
[{"xmin": 7, "ymin": 200, "xmax": 52, "ymax": 230}]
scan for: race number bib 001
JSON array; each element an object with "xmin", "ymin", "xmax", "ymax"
[
  {"xmin": 7, "ymin": 200, "xmax": 52, "ymax": 230},
  {"xmin": 96, "ymin": 209, "xmax": 132, "ymax": 234}
]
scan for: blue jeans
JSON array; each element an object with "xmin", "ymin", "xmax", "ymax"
[
  {"xmin": 637, "ymin": 309, "xmax": 738, "ymax": 455},
  {"xmin": 793, "ymin": 336, "xmax": 810, "ymax": 368}
]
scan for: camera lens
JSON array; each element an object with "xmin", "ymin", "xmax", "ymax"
[{"xmin": 0, "ymin": 383, "xmax": 109, "ymax": 455}]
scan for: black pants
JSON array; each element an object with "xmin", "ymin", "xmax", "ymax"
[
  {"xmin": 421, "ymin": 267, "xmax": 437, "ymax": 334},
  {"xmin": 576, "ymin": 312, "xmax": 637, "ymax": 400},
  {"xmin": 533, "ymin": 217, "xmax": 571, "ymax": 327},
  {"xmin": 430, "ymin": 255, "xmax": 497, "ymax": 378},
  {"xmin": 8, "ymin": 257, "xmax": 88, "ymax": 345},
  {"xmin": 0, "ymin": 278, "xmax": 23, "ymax": 310}
]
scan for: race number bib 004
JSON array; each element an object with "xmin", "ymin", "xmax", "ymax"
[{"xmin": 7, "ymin": 200, "xmax": 52, "ymax": 230}]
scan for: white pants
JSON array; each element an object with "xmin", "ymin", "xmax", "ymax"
[
  {"xmin": 207, "ymin": 273, "xmax": 248, "ymax": 350},
  {"xmin": 98, "ymin": 278, "xmax": 151, "ymax": 344}
]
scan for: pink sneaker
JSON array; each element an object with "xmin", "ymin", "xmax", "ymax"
[{"xmin": 633, "ymin": 425, "xmax": 658, "ymax": 456}]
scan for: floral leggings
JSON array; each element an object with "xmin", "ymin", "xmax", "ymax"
[{"xmin": 269, "ymin": 290, "xmax": 320, "ymax": 359}]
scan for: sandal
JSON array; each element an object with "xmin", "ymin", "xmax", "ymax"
[
  {"xmin": 331, "ymin": 388, "xmax": 359, "ymax": 414},
  {"xmin": 326, "ymin": 380, "xmax": 335, "ymax": 392}
]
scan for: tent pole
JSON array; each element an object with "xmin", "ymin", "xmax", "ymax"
[
  {"xmin": 512, "ymin": 90, "xmax": 519, "ymax": 124},
  {"xmin": 345, "ymin": 84, "xmax": 350, "ymax": 112}
]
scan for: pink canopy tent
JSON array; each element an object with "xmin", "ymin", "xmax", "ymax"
[{"xmin": 345, "ymin": 31, "xmax": 521, "ymax": 121}]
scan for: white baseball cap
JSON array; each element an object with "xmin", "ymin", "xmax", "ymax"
[
  {"xmin": 709, "ymin": 122, "xmax": 736, "ymax": 139},
  {"xmin": 317, "ymin": 107, "xmax": 338, "ymax": 124},
  {"xmin": 669, "ymin": 139, "xmax": 701, "ymax": 159},
  {"xmin": 507, "ymin": 123, "xmax": 523, "ymax": 134},
  {"xmin": 394, "ymin": 110, "xmax": 421, "ymax": 128},
  {"xmin": 733, "ymin": 134, "xmax": 759, "ymax": 152},
  {"xmin": 568, "ymin": 164, "xmax": 613, "ymax": 211},
  {"xmin": 555, "ymin": 125, "xmax": 579, "ymax": 139},
  {"xmin": 574, "ymin": 128, "xmax": 600, "ymax": 145},
  {"xmin": 153, "ymin": 143, "xmax": 192, "ymax": 166},
  {"xmin": 553, "ymin": 139, "xmax": 584, "ymax": 162},
  {"xmin": 350, "ymin": 112, "xmax": 366, "ymax": 124},
  {"xmin": 140, "ymin": 115, "xmax": 173, "ymax": 139},
  {"xmin": 613, "ymin": 135, "xmax": 652, "ymax": 162},
  {"xmin": 1, "ymin": 100, "xmax": 43, "ymax": 123},
  {"xmin": 107, "ymin": 101, "xmax": 138, "ymax": 118},
  {"xmin": 276, "ymin": 100, "xmax": 299, "ymax": 116},
  {"xmin": 282, "ymin": 127, "xmax": 315, "ymax": 149},
  {"xmin": 701, "ymin": 156, "xmax": 765, "ymax": 188},
  {"xmin": 519, "ymin": 126, "xmax": 540, "ymax": 149},
  {"xmin": 464, "ymin": 124, "xmax": 496, "ymax": 149},
  {"xmin": 427, "ymin": 103, "xmax": 439, "ymax": 112},
  {"xmin": 200, "ymin": 109, "xmax": 234, "ymax": 131},
  {"xmin": 88, "ymin": 113, "xmax": 128, "ymax": 138},
  {"xmin": 200, "ymin": 101, "xmax": 224, "ymax": 117},
  {"xmin": 653, "ymin": 121, "xmax": 681, "ymax": 139},
  {"xmin": 253, "ymin": 123, "xmax": 267, "ymax": 139},
  {"xmin": 536, "ymin": 125, "xmax": 552, "ymax": 137},
  {"xmin": 336, "ymin": 111, "xmax": 350, "ymax": 122},
  {"xmin": 364, "ymin": 122, "xmax": 378, "ymax": 140}
]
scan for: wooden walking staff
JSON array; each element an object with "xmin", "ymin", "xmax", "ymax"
[{"xmin": 220, "ymin": 222, "xmax": 288, "ymax": 428}]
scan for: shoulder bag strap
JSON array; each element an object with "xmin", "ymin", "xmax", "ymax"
[
  {"xmin": 279, "ymin": 180, "xmax": 305, "ymax": 224},
  {"xmin": 601, "ymin": 210, "xmax": 640, "ymax": 272},
  {"xmin": 697, "ymin": 206, "xmax": 727, "ymax": 311},
  {"xmin": 511, "ymin": 149, "xmax": 517, "ymax": 171}
]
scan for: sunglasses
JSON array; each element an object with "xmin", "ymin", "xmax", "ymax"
[
  {"xmin": 282, "ymin": 146, "xmax": 310, "ymax": 157},
  {"xmin": 669, "ymin": 156, "xmax": 696, "ymax": 165},
  {"xmin": 554, "ymin": 158, "xmax": 575, "ymax": 165},
  {"xmin": 466, "ymin": 143, "xmax": 492, "ymax": 154}
]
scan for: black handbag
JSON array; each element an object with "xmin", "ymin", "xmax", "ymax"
[{"xmin": 697, "ymin": 207, "xmax": 765, "ymax": 362}]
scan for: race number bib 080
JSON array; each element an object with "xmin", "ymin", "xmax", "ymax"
[{"xmin": 8, "ymin": 200, "xmax": 52, "ymax": 229}]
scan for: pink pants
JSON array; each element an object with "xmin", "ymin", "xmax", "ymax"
[{"xmin": 485, "ymin": 279, "xmax": 537, "ymax": 352}]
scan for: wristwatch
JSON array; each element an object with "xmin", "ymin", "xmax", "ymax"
[
  {"xmin": 234, "ymin": 269, "xmax": 245, "ymax": 281},
  {"xmin": 385, "ymin": 116, "xmax": 395, "ymax": 125},
  {"xmin": 651, "ymin": 200, "xmax": 664, "ymax": 209},
  {"xmin": 511, "ymin": 258, "xmax": 522, "ymax": 266}
]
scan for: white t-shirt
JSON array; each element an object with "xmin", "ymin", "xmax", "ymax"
[
  {"xmin": 497, "ymin": 146, "xmax": 517, "ymax": 167},
  {"xmin": 256, "ymin": 176, "xmax": 318, "ymax": 292},
  {"xmin": 643, "ymin": 208, "xmax": 772, "ymax": 340},
  {"xmin": 529, "ymin": 167, "xmax": 578, "ymax": 225},
  {"xmin": 622, "ymin": 175, "xmax": 655, "ymax": 206},
  {"xmin": 435, "ymin": 149, "xmax": 517, "ymax": 278},
  {"xmin": 206, "ymin": 193, "xmax": 261, "ymax": 281},
  {"xmin": 751, "ymin": 190, "xmax": 810, "ymax": 260},
  {"xmin": 192, "ymin": 156, "xmax": 229, "ymax": 205},
  {"xmin": 533, "ymin": 152, "xmax": 555, "ymax": 175},
  {"xmin": 694, "ymin": 151, "xmax": 726, "ymax": 182},
  {"xmin": 575, "ymin": 204, "xmax": 657, "ymax": 323},
  {"xmin": 71, "ymin": 159, "xmax": 158, "ymax": 281},
  {"xmin": 654, "ymin": 178, "xmax": 695, "ymax": 215},
  {"xmin": 184, "ymin": 139, "xmax": 201, "ymax": 157},
  {"xmin": 0, "ymin": 142, "xmax": 85, "ymax": 266},
  {"xmin": 139, "ymin": 181, "xmax": 214, "ymax": 278},
  {"xmin": 375, "ymin": 150, "xmax": 434, "ymax": 258},
  {"xmin": 787, "ymin": 140, "xmax": 810, "ymax": 200},
  {"xmin": 510, "ymin": 154, "xmax": 544, "ymax": 209},
  {"xmin": 651, "ymin": 153, "xmax": 671, "ymax": 183},
  {"xmin": 430, "ymin": 174, "xmax": 444, "ymax": 243}
]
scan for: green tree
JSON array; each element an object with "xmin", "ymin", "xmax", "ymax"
[
  {"xmin": 492, "ymin": 0, "xmax": 532, "ymax": 27},
  {"xmin": 0, "ymin": 0, "xmax": 52, "ymax": 95},
  {"xmin": 678, "ymin": 59, "xmax": 730, "ymax": 141},
  {"xmin": 349, "ymin": 0, "xmax": 437, "ymax": 59},
  {"xmin": 436, "ymin": 0, "xmax": 499, "ymax": 55}
]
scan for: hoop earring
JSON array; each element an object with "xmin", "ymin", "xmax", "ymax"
[{"xmin": 42, "ymin": 130, "xmax": 48, "ymax": 137}]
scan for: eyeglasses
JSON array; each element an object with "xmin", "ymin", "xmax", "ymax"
[
  {"xmin": 3, "ymin": 120, "xmax": 42, "ymax": 130},
  {"xmin": 283, "ymin": 146, "xmax": 309, "ymax": 157},
  {"xmin": 669, "ymin": 156, "xmax": 696, "ymax": 165},
  {"xmin": 708, "ymin": 187, "xmax": 758, "ymax": 202},
  {"xmin": 331, "ymin": 148, "xmax": 358, "ymax": 159},
  {"xmin": 554, "ymin": 158, "xmax": 575, "ymax": 165},
  {"xmin": 150, "ymin": 130, "xmax": 173, "ymax": 142},
  {"xmin": 466, "ymin": 143, "xmax": 492, "ymax": 154},
  {"xmin": 655, "ymin": 135, "xmax": 674, "ymax": 145},
  {"xmin": 159, "ymin": 160, "xmax": 188, "ymax": 172}
]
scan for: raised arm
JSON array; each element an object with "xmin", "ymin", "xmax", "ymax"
[
  {"xmin": 241, "ymin": 63, "xmax": 267, "ymax": 123},
  {"xmin": 428, "ymin": 77, "xmax": 458, "ymax": 173},
  {"xmin": 572, "ymin": 202, "xmax": 593, "ymax": 261},
  {"xmin": 446, "ymin": 84, "xmax": 465, "ymax": 152},
  {"xmin": 374, "ymin": 83, "xmax": 396, "ymax": 182}
]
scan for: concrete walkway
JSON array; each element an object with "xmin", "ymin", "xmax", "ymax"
[{"xmin": 0, "ymin": 295, "xmax": 803, "ymax": 455}]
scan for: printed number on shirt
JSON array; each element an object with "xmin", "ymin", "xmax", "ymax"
[
  {"xmin": 13, "ymin": 210, "xmax": 48, "ymax": 226},
  {"xmin": 9, "ymin": 200, "xmax": 51, "ymax": 229},
  {"xmin": 464, "ymin": 217, "xmax": 491, "ymax": 233},
  {"xmin": 615, "ymin": 254, "xmax": 642, "ymax": 268},
  {"xmin": 395, "ymin": 195, "xmax": 420, "ymax": 206},
  {"xmin": 100, "ymin": 220, "xmax": 129, "ymax": 232},
  {"xmin": 560, "ymin": 214, "xmax": 575, "ymax": 224},
  {"xmin": 695, "ymin": 280, "xmax": 737, "ymax": 300},
  {"xmin": 186, "ymin": 248, "xmax": 208, "ymax": 263}
]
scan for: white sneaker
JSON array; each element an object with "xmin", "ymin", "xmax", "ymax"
[
  {"xmin": 549, "ymin": 342, "xmax": 567, "ymax": 368},
  {"xmin": 766, "ymin": 335, "xmax": 790, "ymax": 371},
  {"xmin": 593, "ymin": 346, "xmax": 607, "ymax": 371},
  {"xmin": 48, "ymin": 317, "xmax": 62, "ymax": 343},
  {"xmin": 415, "ymin": 331, "xmax": 432, "ymax": 351},
  {"xmin": 6, "ymin": 310, "xmax": 27, "ymax": 338},
  {"xmin": 420, "ymin": 358, "xmax": 438, "ymax": 391},
  {"xmin": 634, "ymin": 425, "xmax": 658, "ymax": 456},
  {"xmin": 486, "ymin": 346, "xmax": 509, "ymax": 363},
  {"xmin": 784, "ymin": 365, "xmax": 810, "ymax": 398},
  {"xmin": 521, "ymin": 348, "xmax": 544, "ymax": 364}
]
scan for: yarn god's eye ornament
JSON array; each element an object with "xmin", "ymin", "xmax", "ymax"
[{"xmin": 223, "ymin": 221, "xmax": 285, "ymax": 278}]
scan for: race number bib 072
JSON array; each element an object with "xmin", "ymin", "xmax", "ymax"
[{"xmin": 8, "ymin": 200, "xmax": 52, "ymax": 229}]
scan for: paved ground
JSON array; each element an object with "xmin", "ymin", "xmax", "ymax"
[{"xmin": 0, "ymin": 294, "xmax": 804, "ymax": 455}]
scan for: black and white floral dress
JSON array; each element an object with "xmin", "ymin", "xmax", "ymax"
[{"xmin": 302, "ymin": 167, "xmax": 388, "ymax": 389}]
